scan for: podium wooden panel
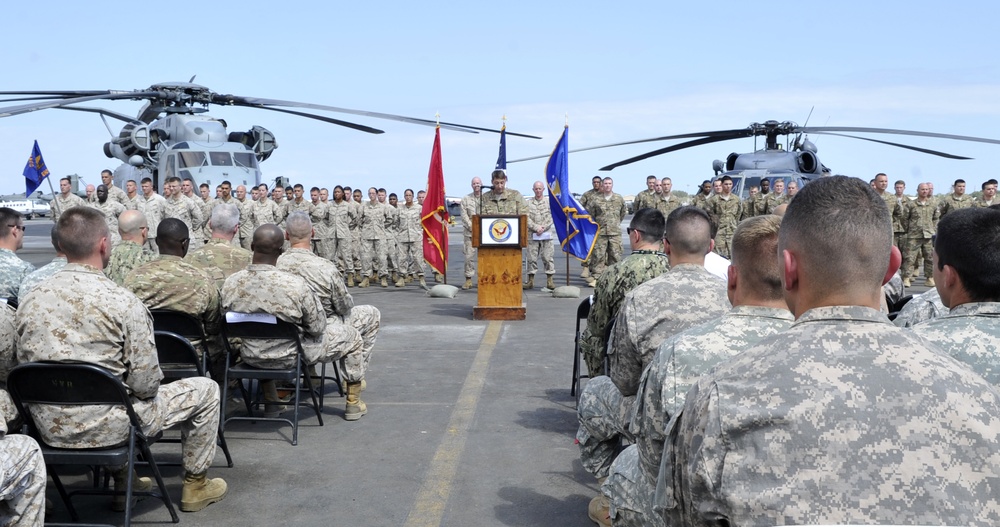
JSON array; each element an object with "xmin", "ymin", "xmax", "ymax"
[{"xmin": 471, "ymin": 215, "xmax": 527, "ymax": 320}]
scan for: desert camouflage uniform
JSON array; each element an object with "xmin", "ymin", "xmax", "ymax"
[
  {"xmin": 707, "ymin": 193, "xmax": 742, "ymax": 258},
  {"xmin": 655, "ymin": 194, "xmax": 682, "ymax": 218},
  {"xmin": 603, "ymin": 306, "xmax": 793, "ymax": 526},
  {"xmin": 50, "ymin": 192, "xmax": 86, "ymax": 223},
  {"xmin": 912, "ymin": 302, "xmax": 1000, "ymax": 386},
  {"xmin": 277, "ymin": 248, "xmax": 380, "ymax": 381},
  {"xmin": 0, "ymin": 249, "xmax": 34, "ymax": 300},
  {"xmin": 0, "ymin": 304, "xmax": 16, "ymax": 429},
  {"xmin": 588, "ymin": 192, "xmax": 627, "ymax": 279},
  {"xmin": 610, "ymin": 264, "xmax": 730, "ymax": 396},
  {"xmin": 15, "ymin": 263, "xmax": 220, "ymax": 475},
  {"xmin": 18, "ymin": 257, "xmax": 67, "ymax": 299},
  {"xmin": 903, "ymin": 197, "xmax": 939, "ymax": 280},
  {"xmin": 763, "ymin": 192, "xmax": 786, "ymax": 214},
  {"xmin": 893, "ymin": 287, "xmax": 947, "ymax": 328},
  {"xmin": 460, "ymin": 192, "xmax": 481, "ymax": 279},
  {"xmin": 349, "ymin": 200, "xmax": 364, "ymax": 275},
  {"xmin": 122, "ymin": 192, "xmax": 140, "ymax": 211},
  {"xmin": 580, "ymin": 250, "xmax": 669, "ymax": 376},
  {"xmin": 250, "ymin": 198, "xmax": 282, "ymax": 232},
  {"xmin": 328, "ymin": 200, "xmax": 354, "ymax": 274},
  {"xmin": 0, "ymin": 409, "xmax": 46, "ymax": 527},
  {"xmin": 284, "ymin": 198, "xmax": 315, "ymax": 224},
  {"xmin": 937, "ymin": 191, "xmax": 974, "ymax": 218},
  {"xmin": 632, "ymin": 189, "xmax": 655, "ymax": 212},
  {"xmin": 396, "ymin": 203, "xmax": 424, "ymax": 278},
  {"xmin": 360, "ymin": 201, "xmax": 391, "ymax": 279},
  {"xmin": 311, "ymin": 200, "xmax": 331, "ymax": 258},
  {"xmin": 235, "ymin": 197, "xmax": 255, "ymax": 250},
  {"xmin": 186, "ymin": 239, "xmax": 252, "ymax": 290},
  {"xmin": 106, "ymin": 184, "xmax": 129, "ymax": 207},
  {"xmin": 164, "ymin": 194, "xmax": 205, "ymax": 250},
  {"xmin": 124, "ymin": 255, "xmax": 222, "ymax": 360},
  {"xmin": 383, "ymin": 203, "xmax": 401, "ymax": 275},
  {"xmin": 105, "ymin": 240, "xmax": 154, "ymax": 287},
  {"xmin": 222, "ymin": 265, "xmax": 367, "ymax": 378},
  {"xmin": 657, "ymin": 306, "xmax": 1000, "ymax": 526},
  {"xmin": 89, "ymin": 200, "xmax": 126, "ymax": 245},
  {"xmin": 525, "ymin": 196, "xmax": 555, "ymax": 279},
  {"xmin": 136, "ymin": 192, "xmax": 167, "ymax": 253}
]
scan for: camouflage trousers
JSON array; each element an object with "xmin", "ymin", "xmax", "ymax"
[
  {"xmin": 580, "ymin": 328, "xmax": 605, "ymax": 378},
  {"xmin": 351, "ymin": 233, "xmax": 362, "ymax": 273},
  {"xmin": 0, "ymin": 388, "xmax": 15, "ymax": 431},
  {"xmin": 361, "ymin": 238, "xmax": 388, "ymax": 278},
  {"xmin": 713, "ymin": 229, "xmax": 734, "ymax": 259},
  {"xmin": 386, "ymin": 239, "xmax": 400, "ymax": 273},
  {"xmin": 526, "ymin": 239, "xmax": 554, "ymax": 276},
  {"xmin": 463, "ymin": 235, "xmax": 476, "ymax": 278},
  {"xmin": 397, "ymin": 240, "xmax": 425, "ymax": 277},
  {"xmin": 903, "ymin": 236, "xmax": 934, "ymax": 279},
  {"xmin": 589, "ymin": 235, "xmax": 622, "ymax": 279},
  {"xmin": 604, "ymin": 444, "xmax": 662, "ymax": 527},
  {"xmin": 0, "ymin": 433, "xmax": 46, "ymax": 527},
  {"xmin": 576, "ymin": 376, "xmax": 634, "ymax": 479},
  {"xmin": 134, "ymin": 377, "xmax": 221, "ymax": 475},
  {"xmin": 894, "ymin": 231, "xmax": 907, "ymax": 272},
  {"xmin": 328, "ymin": 237, "xmax": 353, "ymax": 276},
  {"xmin": 304, "ymin": 305, "xmax": 380, "ymax": 382}
]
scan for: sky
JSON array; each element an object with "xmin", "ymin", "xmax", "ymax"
[{"xmin": 2, "ymin": 2, "xmax": 1000, "ymax": 199}]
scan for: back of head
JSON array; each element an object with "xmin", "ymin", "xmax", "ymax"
[
  {"xmin": 210, "ymin": 203, "xmax": 240, "ymax": 234},
  {"xmin": 935, "ymin": 207, "xmax": 1000, "ymax": 302},
  {"xmin": 285, "ymin": 211, "xmax": 313, "ymax": 241},
  {"xmin": 664, "ymin": 206, "xmax": 713, "ymax": 257},
  {"xmin": 58, "ymin": 206, "xmax": 108, "ymax": 261},
  {"xmin": 156, "ymin": 218, "xmax": 190, "ymax": 257},
  {"xmin": 629, "ymin": 208, "xmax": 665, "ymax": 246},
  {"xmin": 778, "ymin": 176, "xmax": 891, "ymax": 292},
  {"xmin": 118, "ymin": 210, "xmax": 147, "ymax": 237},
  {"xmin": 0, "ymin": 207, "xmax": 20, "ymax": 240},
  {"xmin": 252, "ymin": 224, "xmax": 285, "ymax": 259},
  {"xmin": 731, "ymin": 215, "xmax": 783, "ymax": 301}
]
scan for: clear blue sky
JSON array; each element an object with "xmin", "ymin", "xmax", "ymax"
[{"xmin": 2, "ymin": 2, "xmax": 999, "ymax": 198}]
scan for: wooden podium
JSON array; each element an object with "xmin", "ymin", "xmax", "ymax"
[{"xmin": 471, "ymin": 214, "xmax": 527, "ymax": 320}]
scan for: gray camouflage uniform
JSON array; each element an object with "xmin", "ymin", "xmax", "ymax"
[
  {"xmin": 912, "ymin": 301, "xmax": 1000, "ymax": 386},
  {"xmin": 0, "ymin": 303, "xmax": 17, "ymax": 429},
  {"xmin": 15, "ymin": 264, "xmax": 220, "ymax": 475},
  {"xmin": 893, "ymin": 286, "xmax": 947, "ymax": 328},
  {"xmin": 525, "ymin": 196, "xmax": 555, "ymax": 279},
  {"xmin": 277, "ymin": 248, "xmax": 380, "ymax": 381},
  {"xmin": 460, "ymin": 193, "xmax": 481, "ymax": 279},
  {"xmin": 105, "ymin": 240, "xmax": 155, "ymax": 287},
  {"xmin": 0, "ymin": 249, "xmax": 34, "ymax": 300},
  {"xmin": 0, "ymin": 408, "xmax": 46, "ymax": 527},
  {"xmin": 656, "ymin": 305, "xmax": 1000, "ymax": 526},
  {"xmin": 605, "ymin": 306, "xmax": 793, "ymax": 526},
  {"xmin": 18, "ymin": 256, "xmax": 67, "ymax": 299}
]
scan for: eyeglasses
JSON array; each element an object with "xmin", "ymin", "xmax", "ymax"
[
  {"xmin": 7, "ymin": 225, "xmax": 24, "ymax": 232},
  {"xmin": 626, "ymin": 227, "xmax": 643, "ymax": 236}
]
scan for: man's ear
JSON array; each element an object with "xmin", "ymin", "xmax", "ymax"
[
  {"xmin": 782, "ymin": 249, "xmax": 798, "ymax": 292},
  {"xmin": 882, "ymin": 245, "xmax": 902, "ymax": 286}
]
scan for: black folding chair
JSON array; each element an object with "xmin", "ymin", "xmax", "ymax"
[
  {"xmin": 154, "ymin": 330, "xmax": 234, "ymax": 468},
  {"xmin": 151, "ymin": 309, "xmax": 211, "ymax": 374},
  {"xmin": 571, "ymin": 296, "xmax": 593, "ymax": 403},
  {"xmin": 7, "ymin": 361, "xmax": 179, "ymax": 526},
  {"xmin": 220, "ymin": 312, "xmax": 324, "ymax": 446}
]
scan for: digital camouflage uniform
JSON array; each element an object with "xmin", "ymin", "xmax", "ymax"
[
  {"xmin": 0, "ymin": 408, "xmax": 46, "ymax": 527},
  {"xmin": 122, "ymin": 192, "xmax": 140, "ymax": 211},
  {"xmin": 903, "ymin": 197, "xmax": 939, "ymax": 280},
  {"xmin": 396, "ymin": 203, "xmax": 424, "ymax": 278},
  {"xmin": 525, "ymin": 196, "xmax": 555, "ymax": 279},
  {"xmin": 136, "ymin": 192, "xmax": 167, "ymax": 253},
  {"xmin": 124, "ymin": 255, "xmax": 223, "ymax": 360},
  {"xmin": 18, "ymin": 256, "xmax": 67, "ymax": 299},
  {"xmin": 588, "ymin": 192, "xmax": 627, "ymax": 279},
  {"xmin": 741, "ymin": 194, "xmax": 762, "ymax": 219},
  {"xmin": 311, "ymin": 200, "xmax": 331, "ymax": 258},
  {"xmin": 349, "ymin": 200, "xmax": 364, "ymax": 276},
  {"xmin": 631, "ymin": 189, "xmax": 655, "ymax": 213},
  {"xmin": 197, "ymin": 198, "xmax": 216, "ymax": 243},
  {"xmin": 277, "ymin": 248, "xmax": 380, "ymax": 381},
  {"xmin": 235, "ymin": 197, "xmax": 255, "ymax": 250},
  {"xmin": 707, "ymin": 193, "xmax": 742, "ymax": 258},
  {"xmin": 580, "ymin": 250, "xmax": 670, "ymax": 377},
  {"xmin": 604, "ymin": 306, "xmax": 793, "ymax": 526},
  {"xmin": 359, "ymin": 201, "xmax": 391, "ymax": 279},
  {"xmin": 16, "ymin": 263, "xmax": 220, "ymax": 475},
  {"xmin": 578, "ymin": 263, "xmax": 729, "ymax": 480},
  {"xmin": 164, "ymin": 194, "xmax": 205, "ymax": 250},
  {"xmin": 105, "ymin": 240, "xmax": 155, "ymax": 287},
  {"xmin": 89, "ymin": 200, "xmax": 127, "ymax": 245},
  {"xmin": 763, "ymin": 192, "xmax": 786, "ymax": 214},
  {"xmin": 657, "ymin": 306, "xmax": 1000, "ymax": 527},
  {"xmin": 460, "ymin": 192, "xmax": 481, "ymax": 279},
  {"xmin": 185, "ymin": 239, "xmax": 252, "ymax": 290},
  {"xmin": 654, "ymin": 194, "xmax": 682, "ymax": 219},
  {"xmin": 937, "ymin": 192, "xmax": 974, "ymax": 218},
  {"xmin": 0, "ymin": 249, "xmax": 34, "ymax": 300},
  {"xmin": 50, "ymin": 192, "xmax": 86, "ymax": 223},
  {"xmin": 327, "ymin": 200, "xmax": 355, "ymax": 275},
  {"xmin": 222, "ymin": 264, "xmax": 366, "ymax": 376},
  {"xmin": 912, "ymin": 302, "xmax": 1000, "ymax": 386},
  {"xmin": 0, "ymin": 303, "xmax": 17, "ymax": 429},
  {"xmin": 893, "ymin": 286, "xmax": 947, "ymax": 328}
]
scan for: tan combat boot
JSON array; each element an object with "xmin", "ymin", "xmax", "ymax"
[
  {"xmin": 380, "ymin": 276, "xmax": 388, "ymax": 288},
  {"xmin": 902, "ymin": 277, "xmax": 911, "ymax": 288},
  {"xmin": 419, "ymin": 276, "xmax": 428, "ymax": 290},
  {"xmin": 546, "ymin": 275, "xmax": 555, "ymax": 289},
  {"xmin": 111, "ymin": 469, "xmax": 153, "ymax": 512},
  {"xmin": 462, "ymin": 278, "xmax": 473, "ymax": 290},
  {"xmin": 180, "ymin": 472, "xmax": 228, "ymax": 512},
  {"xmin": 925, "ymin": 277, "xmax": 935, "ymax": 287},
  {"xmin": 391, "ymin": 272, "xmax": 398, "ymax": 283},
  {"xmin": 345, "ymin": 381, "xmax": 368, "ymax": 421},
  {"xmin": 395, "ymin": 275, "xmax": 405, "ymax": 287},
  {"xmin": 581, "ymin": 267, "xmax": 590, "ymax": 279},
  {"xmin": 262, "ymin": 380, "xmax": 288, "ymax": 418},
  {"xmin": 523, "ymin": 276, "xmax": 534, "ymax": 290},
  {"xmin": 346, "ymin": 273, "xmax": 355, "ymax": 287},
  {"xmin": 359, "ymin": 276, "xmax": 370, "ymax": 288}
]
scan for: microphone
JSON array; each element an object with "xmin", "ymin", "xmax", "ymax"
[{"xmin": 480, "ymin": 185, "xmax": 494, "ymax": 189}]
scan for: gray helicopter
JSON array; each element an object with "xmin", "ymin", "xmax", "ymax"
[{"xmin": 0, "ymin": 81, "xmax": 539, "ymax": 192}]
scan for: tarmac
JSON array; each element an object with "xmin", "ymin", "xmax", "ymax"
[{"xmin": 15, "ymin": 216, "xmax": 931, "ymax": 527}]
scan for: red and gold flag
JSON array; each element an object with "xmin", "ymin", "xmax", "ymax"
[{"xmin": 421, "ymin": 127, "xmax": 448, "ymax": 275}]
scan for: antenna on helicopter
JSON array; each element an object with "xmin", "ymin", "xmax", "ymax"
[{"xmin": 189, "ymin": 75, "xmax": 197, "ymax": 83}]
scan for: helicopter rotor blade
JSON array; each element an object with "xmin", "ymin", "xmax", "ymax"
[
  {"xmin": 797, "ymin": 126, "xmax": 1000, "ymax": 146},
  {"xmin": 0, "ymin": 90, "xmax": 112, "ymax": 97},
  {"xmin": 53, "ymin": 106, "xmax": 146, "ymax": 125},
  {"xmin": 509, "ymin": 128, "xmax": 750, "ymax": 163},
  {"xmin": 599, "ymin": 135, "xmax": 741, "ymax": 171},
  {"xmin": 0, "ymin": 91, "xmax": 161, "ymax": 118},
  {"xmin": 249, "ymin": 105, "xmax": 385, "ymax": 134},
  {"xmin": 816, "ymin": 132, "xmax": 973, "ymax": 160}
]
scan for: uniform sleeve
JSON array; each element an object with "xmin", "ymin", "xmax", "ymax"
[
  {"xmin": 121, "ymin": 300, "xmax": 163, "ymax": 400},
  {"xmin": 609, "ymin": 295, "xmax": 642, "ymax": 396},
  {"xmin": 189, "ymin": 200, "xmax": 205, "ymax": 230}
]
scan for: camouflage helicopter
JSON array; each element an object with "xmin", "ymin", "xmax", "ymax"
[
  {"xmin": 513, "ymin": 119, "xmax": 1000, "ymax": 198},
  {"xmin": 0, "ymin": 81, "xmax": 539, "ymax": 192}
]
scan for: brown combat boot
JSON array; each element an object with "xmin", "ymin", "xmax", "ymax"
[
  {"xmin": 523, "ymin": 276, "xmax": 534, "ymax": 290},
  {"xmin": 180, "ymin": 472, "xmax": 228, "ymax": 512},
  {"xmin": 546, "ymin": 275, "xmax": 555, "ymax": 289},
  {"xmin": 345, "ymin": 381, "xmax": 368, "ymax": 421}
]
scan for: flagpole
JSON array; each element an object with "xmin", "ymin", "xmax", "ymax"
[{"xmin": 45, "ymin": 178, "xmax": 60, "ymax": 218}]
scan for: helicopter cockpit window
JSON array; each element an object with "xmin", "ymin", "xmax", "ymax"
[
  {"xmin": 164, "ymin": 154, "xmax": 177, "ymax": 180},
  {"xmin": 178, "ymin": 151, "xmax": 207, "ymax": 168},
  {"xmin": 234, "ymin": 152, "xmax": 258, "ymax": 169},
  {"xmin": 210, "ymin": 152, "xmax": 234, "ymax": 166}
]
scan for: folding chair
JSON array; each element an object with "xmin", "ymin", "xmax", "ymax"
[
  {"xmin": 7, "ymin": 361, "xmax": 179, "ymax": 526},
  {"xmin": 154, "ymin": 330, "xmax": 234, "ymax": 468},
  {"xmin": 571, "ymin": 295, "xmax": 593, "ymax": 402},
  {"xmin": 151, "ymin": 309, "xmax": 211, "ymax": 374},
  {"xmin": 220, "ymin": 312, "xmax": 324, "ymax": 446}
]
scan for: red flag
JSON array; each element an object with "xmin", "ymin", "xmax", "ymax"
[{"xmin": 421, "ymin": 127, "xmax": 448, "ymax": 275}]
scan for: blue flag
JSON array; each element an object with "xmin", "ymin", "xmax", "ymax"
[
  {"xmin": 23, "ymin": 140, "xmax": 50, "ymax": 197},
  {"xmin": 495, "ymin": 125, "xmax": 506, "ymax": 170},
  {"xmin": 546, "ymin": 126, "xmax": 599, "ymax": 261}
]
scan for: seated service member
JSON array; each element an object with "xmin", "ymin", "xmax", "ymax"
[
  {"xmin": 656, "ymin": 176, "xmax": 1000, "ymax": 526},
  {"xmin": 15, "ymin": 207, "xmax": 227, "ymax": 513},
  {"xmin": 0, "ymin": 407, "xmax": 46, "ymax": 526}
]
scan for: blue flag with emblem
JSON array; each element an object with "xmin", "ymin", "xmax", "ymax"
[
  {"xmin": 22, "ymin": 140, "xmax": 50, "ymax": 197},
  {"xmin": 495, "ymin": 124, "xmax": 506, "ymax": 170},
  {"xmin": 546, "ymin": 126, "xmax": 599, "ymax": 261}
]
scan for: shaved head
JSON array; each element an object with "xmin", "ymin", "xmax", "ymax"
[
  {"xmin": 664, "ymin": 206, "xmax": 713, "ymax": 257},
  {"xmin": 285, "ymin": 211, "xmax": 313, "ymax": 241},
  {"xmin": 118, "ymin": 210, "xmax": 147, "ymax": 236},
  {"xmin": 251, "ymin": 224, "xmax": 285, "ymax": 263},
  {"xmin": 58, "ymin": 207, "xmax": 108, "ymax": 261}
]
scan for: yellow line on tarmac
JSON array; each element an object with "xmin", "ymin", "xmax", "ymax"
[{"xmin": 404, "ymin": 320, "xmax": 502, "ymax": 527}]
